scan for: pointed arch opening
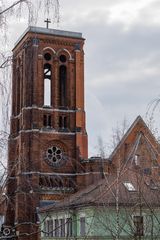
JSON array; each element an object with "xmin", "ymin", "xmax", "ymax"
[
  {"xmin": 44, "ymin": 63, "xmax": 51, "ymax": 106},
  {"xmin": 59, "ymin": 65, "xmax": 67, "ymax": 107}
]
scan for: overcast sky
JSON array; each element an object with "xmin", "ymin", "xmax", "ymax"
[{"xmin": 2, "ymin": 0, "xmax": 160, "ymax": 156}]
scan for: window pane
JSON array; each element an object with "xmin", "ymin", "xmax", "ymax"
[
  {"xmin": 44, "ymin": 63, "xmax": 51, "ymax": 106},
  {"xmin": 64, "ymin": 117, "xmax": 67, "ymax": 128},
  {"xmin": 124, "ymin": 182, "xmax": 136, "ymax": 191},
  {"xmin": 133, "ymin": 216, "xmax": 144, "ymax": 236},
  {"xmin": 43, "ymin": 221, "xmax": 47, "ymax": 237},
  {"xmin": 59, "ymin": 116, "xmax": 63, "ymax": 128},
  {"xmin": 66, "ymin": 218, "xmax": 72, "ymax": 237},
  {"xmin": 48, "ymin": 115, "xmax": 51, "ymax": 127},
  {"xmin": 60, "ymin": 219, "xmax": 65, "ymax": 237},
  {"xmin": 44, "ymin": 78, "xmax": 51, "ymax": 106},
  {"xmin": 46, "ymin": 220, "xmax": 50, "ymax": 237},
  {"xmin": 59, "ymin": 65, "xmax": 67, "ymax": 106},
  {"xmin": 43, "ymin": 115, "xmax": 47, "ymax": 126},
  {"xmin": 80, "ymin": 217, "xmax": 85, "ymax": 236},
  {"xmin": 49, "ymin": 219, "xmax": 53, "ymax": 237},
  {"xmin": 55, "ymin": 219, "xmax": 59, "ymax": 237}
]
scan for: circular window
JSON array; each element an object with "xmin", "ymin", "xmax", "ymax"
[
  {"xmin": 59, "ymin": 54, "xmax": 67, "ymax": 63},
  {"xmin": 44, "ymin": 52, "xmax": 52, "ymax": 61},
  {"xmin": 46, "ymin": 146, "xmax": 65, "ymax": 166}
]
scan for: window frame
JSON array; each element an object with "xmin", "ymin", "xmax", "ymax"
[
  {"xmin": 80, "ymin": 217, "xmax": 86, "ymax": 236},
  {"xmin": 133, "ymin": 215, "xmax": 144, "ymax": 237}
]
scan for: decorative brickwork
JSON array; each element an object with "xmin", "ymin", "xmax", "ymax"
[{"xmin": 5, "ymin": 27, "xmax": 88, "ymax": 240}]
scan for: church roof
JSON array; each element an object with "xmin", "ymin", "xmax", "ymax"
[
  {"xmin": 40, "ymin": 168, "xmax": 160, "ymax": 213},
  {"xmin": 14, "ymin": 26, "xmax": 83, "ymax": 48}
]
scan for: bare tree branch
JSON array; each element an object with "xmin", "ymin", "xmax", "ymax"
[{"xmin": 0, "ymin": 0, "xmax": 27, "ymax": 16}]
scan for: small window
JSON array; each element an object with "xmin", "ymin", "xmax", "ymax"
[
  {"xmin": 60, "ymin": 219, "xmax": 65, "ymax": 237},
  {"xmin": 123, "ymin": 182, "xmax": 136, "ymax": 191},
  {"xmin": 49, "ymin": 219, "xmax": 53, "ymax": 237},
  {"xmin": 43, "ymin": 115, "xmax": 51, "ymax": 127},
  {"xmin": 133, "ymin": 216, "xmax": 144, "ymax": 236},
  {"xmin": 59, "ymin": 116, "xmax": 63, "ymax": 128},
  {"xmin": 46, "ymin": 220, "xmax": 50, "ymax": 237},
  {"xmin": 59, "ymin": 54, "xmax": 67, "ymax": 63},
  {"xmin": 48, "ymin": 115, "xmax": 51, "ymax": 127},
  {"xmin": 66, "ymin": 218, "xmax": 72, "ymax": 237},
  {"xmin": 43, "ymin": 115, "xmax": 47, "ymax": 126},
  {"xmin": 59, "ymin": 116, "xmax": 67, "ymax": 129},
  {"xmin": 44, "ymin": 52, "xmax": 52, "ymax": 61},
  {"xmin": 64, "ymin": 117, "xmax": 67, "ymax": 128},
  {"xmin": 55, "ymin": 219, "xmax": 59, "ymax": 237},
  {"xmin": 80, "ymin": 217, "xmax": 85, "ymax": 236},
  {"xmin": 134, "ymin": 154, "xmax": 140, "ymax": 165},
  {"xmin": 43, "ymin": 221, "xmax": 47, "ymax": 237}
]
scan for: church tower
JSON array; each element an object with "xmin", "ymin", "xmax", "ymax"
[{"xmin": 5, "ymin": 26, "xmax": 88, "ymax": 239}]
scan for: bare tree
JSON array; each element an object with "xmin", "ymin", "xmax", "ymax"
[
  {"xmin": 0, "ymin": 1, "xmax": 60, "ymax": 237},
  {"xmin": 146, "ymin": 97, "xmax": 160, "ymax": 143},
  {"xmin": 0, "ymin": 0, "xmax": 60, "ymax": 152},
  {"xmin": 110, "ymin": 117, "xmax": 129, "ymax": 150}
]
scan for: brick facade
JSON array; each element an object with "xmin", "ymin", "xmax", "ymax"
[
  {"xmin": 5, "ymin": 27, "xmax": 109, "ymax": 240},
  {"xmin": 5, "ymin": 27, "xmax": 89, "ymax": 240}
]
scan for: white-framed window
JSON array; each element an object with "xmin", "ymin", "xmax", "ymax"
[
  {"xmin": 43, "ymin": 219, "xmax": 53, "ymax": 237},
  {"xmin": 66, "ymin": 217, "xmax": 72, "ymax": 237},
  {"xmin": 60, "ymin": 218, "xmax": 65, "ymax": 237},
  {"xmin": 55, "ymin": 219, "xmax": 59, "ymax": 237},
  {"xmin": 49, "ymin": 219, "xmax": 53, "ymax": 237},
  {"xmin": 133, "ymin": 215, "xmax": 144, "ymax": 237},
  {"xmin": 43, "ymin": 215, "xmax": 73, "ymax": 238},
  {"xmin": 80, "ymin": 217, "xmax": 86, "ymax": 236}
]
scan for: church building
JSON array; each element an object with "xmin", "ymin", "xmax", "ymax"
[{"xmin": 4, "ymin": 26, "xmax": 109, "ymax": 240}]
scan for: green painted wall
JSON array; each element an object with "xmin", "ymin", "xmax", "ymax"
[{"xmin": 40, "ymin": 206, "xmax": 160, "ymax": 240}]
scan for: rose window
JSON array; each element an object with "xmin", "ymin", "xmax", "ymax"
[
  {"xmin": 47, "ymin": 146, "xmax": 63, "ymax": 163},
  {"xmin": 44, "ymin": 145, "xmax": 67, "ymax": 167}
]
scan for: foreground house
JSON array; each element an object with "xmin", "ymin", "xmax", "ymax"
[
  {"xmin": 40, "ymin": 172, "xmax": 160, "ymax": 239},
  {"xmin": 39, "ymin": 116, "xmax": 160, "ymax": 239}
]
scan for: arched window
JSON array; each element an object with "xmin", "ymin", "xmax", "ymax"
[
  {"xmin": 44, "ymin": 63, "xmax": 51, "ymax": 106},
  {"xmin": 59, "ymin": 65, "xmax": 67, "ymax": 106}
]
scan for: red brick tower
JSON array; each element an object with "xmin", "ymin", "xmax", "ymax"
[{"xmin": 5, "ymin": 26, "xmax": 88, "ymax": 239}]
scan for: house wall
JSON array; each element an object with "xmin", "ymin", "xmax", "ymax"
[{"xmin": 40, "ymin": 206, "xmax": 160, "ymax": 240}]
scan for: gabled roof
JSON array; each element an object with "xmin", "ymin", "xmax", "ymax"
[{"xmin": 109, "ymin": 115, "xmax": 160, "ymax": 167}]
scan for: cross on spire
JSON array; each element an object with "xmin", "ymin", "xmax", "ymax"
[{"xmin": 44, "ymin": 18, "xmax": 51, "ymax": 29}]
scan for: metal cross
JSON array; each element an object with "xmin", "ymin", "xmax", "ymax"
[{"xmin": 44, "ymin": 18, "xmax": 51, "ymax": 29}]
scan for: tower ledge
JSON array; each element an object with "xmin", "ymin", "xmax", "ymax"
[{"xmin": 14, "ymin": 26, "xmax": 83, "ymax": 47}]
